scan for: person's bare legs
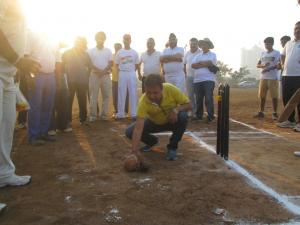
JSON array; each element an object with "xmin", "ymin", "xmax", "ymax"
[
  {"xmin": 272, "ymin": 98, "xmax": 278, "ymax": 113},
  {"xmin": 260, "ymin": 98, "xmax": 266, "ymax": 112}
]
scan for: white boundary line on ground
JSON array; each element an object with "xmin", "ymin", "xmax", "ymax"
[
  {"xmin": 187, "ymin": 131, "xmax": 300, "ymax": 216},
  {"xmin": 285, "ymin": 196, "xmax": 300, "ymax": 199},
  {"xmin": 193, "ymin": 131, "xmax": 269, "ymax": 134},
  {"xmin": 230, "ymin": 119, "xmax": 283, "ymax": 138},
  {"xmin": 194, "ymin": 136, "xmax": 279, "ymax": 141}
]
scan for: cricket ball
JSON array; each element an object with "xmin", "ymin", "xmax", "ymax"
[{"xmin": 124, "ymin": 154, "xmax": 139, "ymax": 172}]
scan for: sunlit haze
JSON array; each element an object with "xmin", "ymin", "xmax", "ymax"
[{"xmin": 20, "ymin": 0, "xmax": 299, "ymax": 69}]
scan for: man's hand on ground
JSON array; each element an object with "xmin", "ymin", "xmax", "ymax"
[
  {"xmin": 132, "ymin": 151, "xmax": 144, "ymax": 162},
  {"xmin": 130, "ymin": 151, "xmax": 150, "ymax": 172}
]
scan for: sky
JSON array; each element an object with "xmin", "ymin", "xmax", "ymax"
[{"xmin": 20, "ymin": 0, "xmax": 300, "ymax": 69}]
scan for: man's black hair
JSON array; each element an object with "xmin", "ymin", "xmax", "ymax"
[
  {"xmin": 280, "ymin": 36, "xmax": 291, "ymax": 42},
  {"xmin": 264, "ymin": 37, "xmax": 274, "ymax": 44},
  {"xmin": 114, "ymin": 42, "xmax": 122, "ymax": 47},
  {"xmin": 190, "ymin": 37, "xmax": 198, "ymax": 42},
  {"xmin": 148, "ymin": 37, "xmax": 155, "ymax": 42},
  {"xmin": 144, "ymin": 74, "xmax": 163, "ymax": 89},
  {"xmin": 169, "ymin": 33, "xmax": 176, "ymax": 39}
]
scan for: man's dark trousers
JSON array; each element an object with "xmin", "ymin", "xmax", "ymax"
[
  {"xmin": 125, "ymin": 112, "xmax": 188, "ymax": 150},
  {"xmin": 68, "ymin": 81, "xmax": 88, "ymax": 123},
  {"xmin": 282, "ymin": 76, "xmax": 300, "ymax": 122}
]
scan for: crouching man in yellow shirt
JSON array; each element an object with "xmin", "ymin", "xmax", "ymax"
[{"xmin": 125, "ymin": 74, "xmax": 191, "ymax": 161}]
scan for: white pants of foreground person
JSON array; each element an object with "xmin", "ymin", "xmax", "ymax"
[
  {"xmin": 165, "ymin": 73, "xmax": 186, "ymax": 93},
  {"xmin": 89, "ymin": 73, "xmax": 111, "ymax": 120},
  {"xmin": 117, "ymin": 71, "xmax": 137, "ymax": 118},
  {"xmin": 0, "ymin": 78, "xmax": 31, "ymax": 187}
]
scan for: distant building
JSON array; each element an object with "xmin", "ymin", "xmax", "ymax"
[{"xmin": 240, "ymin": 45, "xmax": 264, "ymax": 79}]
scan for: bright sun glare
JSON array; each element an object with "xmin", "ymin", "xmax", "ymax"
[{"xmin": 20, "ymin": 0, "xmax": 300, "ymax": 69}]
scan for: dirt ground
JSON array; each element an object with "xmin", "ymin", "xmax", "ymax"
[{"xmin": 1, "ymin": 87, "xmax": 300, "ymax": 225}]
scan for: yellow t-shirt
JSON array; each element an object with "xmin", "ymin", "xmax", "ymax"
[
  {"xmin": 137, "ymin": 83, "xmax": 189, "ymax": 125},
  {"xmin": 111, "ymin": 54, "xmax": 118, "ymax": 82}
]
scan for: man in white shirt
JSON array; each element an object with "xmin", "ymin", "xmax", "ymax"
[
  {"xmin": 88, "ymin": 31, "xmax": 113, "ymax": 121},
  {"xmin": 184, "ymin": 38, "xmax": 201, "ymax": 118},
  {"xmin": 160, "ymin": 33, "xmax": 186, "ymax": 93},
  {"xmin": 138, "ymin": 38, "xmax": 161, "ymax": 93},
  {"xmin": 278, "ymin": 36, "xmax": 292, "ymax": 97},
  {"xmin": 26, "ymin": 32, "xmax": 61, "ymax": 145},
  {"xmin": 280, "ymin": 36, "xmax": 291, "ymax": 49},
  {"xmin": 0, "ymin": 0, "xmax": 40, "ymax": 189},
  {"xmin": 115, "ymin": 34, "xmax": 139, "ymax": 119},
  {"xmin": 192, "ymin": 38, "xmax": 217, "ymax": 122},
  {"xmin": 254, "ymin": 37, "xmax": 280, "ymax": 120},
  {"xmin": 278, "ymin": 21, "xmax": 300, "ymax": 133}
]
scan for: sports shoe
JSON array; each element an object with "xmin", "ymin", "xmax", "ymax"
[
  {"xmin": 114, "ymin": 116, "xmax": 125, "ymax": 121},
  {"xmin": 63, "ymin": 127, "xmax": 73, "ymax": 133},
  {"xmin": 166, "ymin": 148, "xmax": 177, "ymax": 161},
  {"xmin": 0, "ymin": 203, "xmax": 6, "ymax": 213},
  {"xmin": 293, "ymin": 123, "xmax": 300, "ymax": 132},
  {"xmin": 207, "ymin": 116, "xmax": 215, "ymax": 122},
  {"xmin": 29, "ymin": 139, "xmax": 45, "ymax": 146},
  {"xmin": 272, "ymin": 112, "xmax": 278, "ymax": 120},
  {"xmin": 89, "ymin": 117, "xmax": 97, "ymax": 122},
  {"xmin": 41, "ymin": 135, "xmax": 56, "ymax": 142},
  {"xmin": 0, "ymin": 174, "xmax": 31, "ymax": 188},
  {"xmin": 253, "ymin": 111, "xmax": 264, "ymax": 119},
  {"xmin": 140, "ymin": 141, "xmax": 159, "ymax": 152},
  {"xmin": 99, "ymin": 115, "xmax": 109, "ymax": 121},
  {"xmin": 48, "ymin": 130, "xmax": 57, "ymax": 136},
  {"xmin": 192, "ymin": 116, "xmax": 203, "ymax": 121},
  {"xmin": 15, "ymin": 123, "xmax": 26, "ymax": 129},
  {"xmin": 294, "ymin": 151, "xmax": 300, "ymax": 157},
  {"xmin": 80, "ymin": 121, "xmax": 89, "ymax": 126},
  {"xmin": 277, "ymin": 120, "xmax": 296, "ymax": 128}
]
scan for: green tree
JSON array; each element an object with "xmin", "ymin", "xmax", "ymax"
[
  {"xmin": 216, "ymin": 61, "xmax": 232, "ymax": 83},
  {"xmin": 229, "ymin": 67, "xmax": 250, "ymax": 85}
]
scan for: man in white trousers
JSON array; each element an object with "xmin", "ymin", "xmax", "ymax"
[
  {"xmin": 88, "ymin": 31, "xmax": 113, "ymax": 121},
  {"xmin": 115, "ymin": 34, "xmax": 139, "ymax": 120},
  {"xmin": 160, "ymin": 33, "xmax": 186, "ymax": 93},
  {"xmin": 0, "ymin": 0, "xmax": 41, "ymax": 207}
]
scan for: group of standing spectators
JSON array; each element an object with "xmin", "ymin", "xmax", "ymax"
[
  {"xmin": 255, "ymin": 22, "xmax": 300, "ymax": 130},
  {"xmin": 16, "ymin": 32, "xmax": 219, "ymax": 144},
  {"xmin": 254, "ymin": 21, "xmax": 300, "ymax": 157}
]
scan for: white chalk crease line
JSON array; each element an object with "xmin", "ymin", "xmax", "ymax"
[
  {"xmin": 187, "ymin": 132, "xmax": 300, "ymax": 216},
  {"xmin": 230, "ymin": 118, "xmax": 283, "ymax": 138}
]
